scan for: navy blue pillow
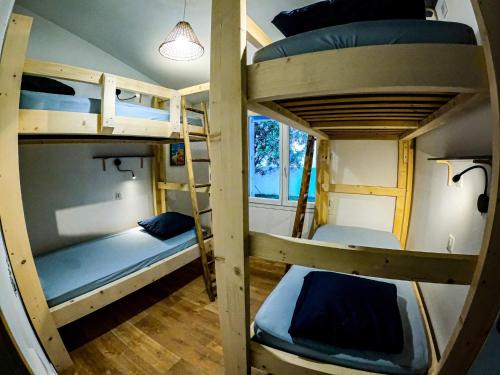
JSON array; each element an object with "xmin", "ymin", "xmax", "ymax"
[
  {"xmin": 138, "ymin": 212, "xmax": 195, "ymax": 239},
  {"xmin": 21, "ymin": 75, "xmax": 75, "ymax": 96},
  {"xmin": 272, "ymin": 0, "xmax": 426, "ymax": 37},
  {"xmin": 289, "ymin": 271, "xmax": 404, "ymax": 353}
]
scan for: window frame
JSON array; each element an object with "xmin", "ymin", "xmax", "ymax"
[{"xmin": 248, "ymin": 115, "xmax": 315, "ymax": 209}]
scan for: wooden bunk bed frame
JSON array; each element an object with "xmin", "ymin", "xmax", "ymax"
[
  {"xmin": 210, "ymin": 1, "xmax": 500, "ymax": 374},
  {"xmin": 0, "ymin": 13, "xmax": 216, "ymax": 371}
]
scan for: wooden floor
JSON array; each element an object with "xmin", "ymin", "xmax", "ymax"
[{"xmin": 60, "ymin": 258, "xmax": 285, "ymax": 375}]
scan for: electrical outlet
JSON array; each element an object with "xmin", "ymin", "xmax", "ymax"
[
  {"xmin": 115, "ymin": 192, "xmax": 122, "ymax": 200},
  {"xmin": 446, "ymin": 234, "xmax": 455, "ymax": 253}
]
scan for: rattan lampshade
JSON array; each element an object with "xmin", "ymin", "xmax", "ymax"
[{"xmin": 159, "ymin": 21, "xmax": 204, "ymax": 61}]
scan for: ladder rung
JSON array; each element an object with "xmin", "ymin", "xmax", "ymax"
[
  {"xmin": 199, "ymin": 208, "xmax": 212, "ymax": 215},
  {"xmin": 192, "ymin": 158, "xmax": 210, "ymax": 162},
  {"xmin": 186, "ymin": 107, "xmax": 205, "ymax": 114},
  {"xmin": 195, "ymin": 183, "xmax": 211, "ymax": 188},
  {"xmin": 204, "ymin": 234, "xmax": 214, "ymax": 241},
  {"xmin": 188, "ymin": 132, "xmax": 207, "ymax": 137}
]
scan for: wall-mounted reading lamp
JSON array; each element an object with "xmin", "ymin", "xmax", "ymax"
[
  {"xmin": 113, "ymin": 158, "xmax": 136, "ymax": 180},
  {"xmin": 452, "ymin": 165, "xmax": 489, "ymax": 213}
]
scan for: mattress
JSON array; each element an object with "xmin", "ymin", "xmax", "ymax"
[
  {"xmin": 253, "ymin": 224, "xmax": 429, "ymax": 374},
  {"xmin": 20, "ymin": 90, "xmax": 203, "ymax": 126},
  {"xmin": 253, "ymin": 19, "xmax": 477, "ymax": 63},
  {"xmin": 35, "ymin": 227, "xmax": 199, "ymax": 307}
]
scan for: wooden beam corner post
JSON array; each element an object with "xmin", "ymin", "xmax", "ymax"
[
  {"xmin": 100, "ymin": 73, "xmax": 116, "ymax": 133},
  {"xmin": 310, "ymin": 139, "xmax": 330, "ymax": 237},
  {"xmin": 210, "ymin": 0, "xmax": 251, "ymax": 374},
  {"xmin": 0, "ymin": 14, "xmax": 73, "ymax": 371},
  {"xmin": 438, "ymin": 1, "xmax": 500, "ymax": 374}
]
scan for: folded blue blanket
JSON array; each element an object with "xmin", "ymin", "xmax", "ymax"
[{"xmin": 289, "ymin": 271, "xmax": 404, "ymax": 354}]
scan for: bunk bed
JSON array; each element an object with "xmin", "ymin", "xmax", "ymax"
[
  {"xmin": 0, "ymin": 13, "xmax": 213, "ymax": 371},
  {"xmin": 210, "ymin": 1, "xmax": 500, "ymax": 375}
]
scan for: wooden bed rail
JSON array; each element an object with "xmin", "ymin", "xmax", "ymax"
[
  {"xmin": 179, "ymin": 82, "xmax": 210, "ymax": 96},
  {"xmin": 249, "ymin": 232, "xmax": 477, "ymax": 285}
]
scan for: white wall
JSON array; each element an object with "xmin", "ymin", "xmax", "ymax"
[
  {"xmin": 20, "ymin": 144, "xmax": 154, "ymax": 255},
  {"xmin": 329, "ymin": 140, "xmax": 398, "ymax": 232},
  {"xmin": 407, "ymin": 100, "xmax": 491, "ymax": 353}
]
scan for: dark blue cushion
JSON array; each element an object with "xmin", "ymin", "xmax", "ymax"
[
  {"xmin": 21, "ymin": 75, "xmax": 75, "ymax": 96},
  {"xmin": 289, "ymin": 271, "xmax": 404, "ymax": 353},
  {"xmin": 272, "ymin": 0, "xmax": 426, "ymax": 37},
  {"xmin": 138, "ymin": 212, "xmax": 195, "ymax": 240}
]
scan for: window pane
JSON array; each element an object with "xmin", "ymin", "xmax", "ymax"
[
  {"xmin": 249, "ymin": 116, "xmax": 281, "ymax": 200},
  {"xmin": 288, "ymin": 127, "xmax": 316, "ymax": 202}
]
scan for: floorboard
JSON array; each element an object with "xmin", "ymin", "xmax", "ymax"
[{"xmin": 60, "ymin": 258, "xmax": 285, "ymax": 374}]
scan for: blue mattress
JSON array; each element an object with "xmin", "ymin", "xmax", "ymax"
[
  {"xmin": 253, "ymin": 224, "xmax": 429, "ymax": 374},
  {"xmin": 253, "ymin": 19, "xmax": 477, "ymax": 63},
  {"xmin": 20, "ymin": 90, "xmax": 203, "ymax": 126},
  {"xmin": 34, "ymin": 227, "xmax": 199, "ymax": 307}
]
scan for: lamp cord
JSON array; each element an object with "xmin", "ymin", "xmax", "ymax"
[
  {"xmin": 454, "ymin": 165, "xmax": 489, "ymax": 194},
  {"xmin": 183, "ymin": 0, "xmax": 187, "ymax": 20}
]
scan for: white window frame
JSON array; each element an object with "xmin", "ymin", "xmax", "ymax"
[{"xmin": 248, "ymin": 116, "xmax": 315, "ymax": 209}]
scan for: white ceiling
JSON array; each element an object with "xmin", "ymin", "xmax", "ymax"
[{"xmin": 16, "ymin": 0, "xmax": 313, "ymax": 89}]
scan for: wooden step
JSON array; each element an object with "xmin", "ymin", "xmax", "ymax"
[
  {"xmin": 192, "ymin": 158, "xmax": 211, "ymax": 162},
  {"xmin": 199, "ymin": 208, "xmax": 212, "ymax": 215},
  {"xmin": 195, "ymin": 183, "xmax": 211, "ymax": 188},
  {"xmin": 204, "ymin": 234, "xmax": 214, "ymax": 241},
  {"xmin": 188, "ymin": 132, "xmax": 207, "ymax": 137},
  {"xmin": 186, "ymin": 107, "xmax": 205, "ymax": 114}
]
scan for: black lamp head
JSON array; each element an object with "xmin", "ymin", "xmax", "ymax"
[
  {"xmin": 113, "ymin": 158, "xmax": 136, "ymax": 180},
  {"xmin": 452, "ymin": 165, "xmax": 489, "ymax": 214}
]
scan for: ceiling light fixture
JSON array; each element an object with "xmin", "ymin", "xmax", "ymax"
[{"xmin": 158, "ymin": 0, "xmax": 204, "ymax": 61}]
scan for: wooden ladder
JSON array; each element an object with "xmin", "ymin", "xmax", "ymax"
[
  {"xmin": 181, "ymin": 97, "xmax": 216, "ymax": 301},
  {"xmin": 292, "ymin": 135, "xmax": 316, "ymax": 238}
]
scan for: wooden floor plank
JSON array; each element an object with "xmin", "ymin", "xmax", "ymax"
[{"xmin": 62, "ymin": 259, "xmax": 284, "ymax": 374}]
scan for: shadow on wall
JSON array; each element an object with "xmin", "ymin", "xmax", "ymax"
[{"xmin": 19, "ymin": 143, "xmax": 154, "ymax": 255}]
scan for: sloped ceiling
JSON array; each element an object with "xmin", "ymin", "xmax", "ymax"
[{"xmin": 16, "ymin": 0, "xmax": 313, "ymax": 89}]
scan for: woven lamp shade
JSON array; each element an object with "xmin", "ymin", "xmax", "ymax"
[{"xmin": 159, "ymin": 21, "xmax": 204, "ymax": 61}]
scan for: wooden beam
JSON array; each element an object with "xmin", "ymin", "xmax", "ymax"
[
  {"xmin": 114, "ymin": 75, "xmax": 176, "ymax": 99},
  {"xmin": 329, "ymin": 184, "xmax": 405, "ymax": 197},
  {"xmin": 246, "ymin": 16, "xmax": 272, "ymax": 49},
  {"xmin": 248, "ymin": 101, "xmax": 328, "ymax": 140},
  {"xmin": 401, "ymin": 140, "xmax": 415, "ymax": 249},
  {"xmin": 248, "ymin": 45, "xmax": 488, "ymax": 102},
  {"xmin": 157, "ymin": 181, "xmax": 210, "ymax": 193},
  {"xmin": 437, "ymin": 1, "xmax": 500, "ymax": 373},
  {"xmin": 249, "ymin": 232, "xmax": 477, "ymax": 285},
  {"xmin": 0, "ymin": 14, "xmax": 73, "ymax": 371},
  {"xmin": 19, "ymin": 109, "xmax": 99, "ymax": 134},
  {"xmin": 310, "ymin": 140, "xmax": 330, "ymax": 237},
  {"xmin": 178, "ymin": 82, "xmax": 210, "ymax": 96},
  {"xmin": 393, "ymin": 140, "xmax": 409, "ymax": 240},
  {"xmin": 210, "ymin": 0, "xmax": 250, "ymax": 373},
  {"xmin": 280, "ymin": 95, "xmax": 452, "ymax": 108},
  {"xmin": 401, "ymin": 93, "xmax": 489, "ymax": 140},
  {"xmin": 24, "ymin": 58, "xmax": 102, "ymax": 84}
]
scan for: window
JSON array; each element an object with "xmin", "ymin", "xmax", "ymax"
[{"xmin": 249, "ymin": 115, "xmax": 316, "ymax": 206}]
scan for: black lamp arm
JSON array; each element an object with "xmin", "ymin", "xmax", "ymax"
[{"xmin": 452, "ymin": 165, "xmax": 489, "ymax": 194}]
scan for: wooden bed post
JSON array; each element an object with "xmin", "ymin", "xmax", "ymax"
[
  {"xmin": 393, "ymin": 139, "xmax": 414, "ymax": 248},
  {"xmin": 0, "ymin": 14, "xmax": 73, "ymax": 371},
  {"xmin": 210, "ymin": 0, "xmax": 251, "ymax": 374},
  {"xmin": 152, "ymin": 145, "xmax": 167, "ymax": 215},
  {"xmin": 438, "ymin": 1, "xmax": 500, "ymax": 373},
  {"xmin": 310, "ymin": 139, "xmax": 330, "ymax": 237}
]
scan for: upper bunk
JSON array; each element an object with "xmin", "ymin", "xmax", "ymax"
[
  {"xmin": 246, "ymin": 19, "xmax": 490, "ymax": 141},
  {"xmin": 8, "ymin": 14, "xmax": 207, "ymax": 144}
]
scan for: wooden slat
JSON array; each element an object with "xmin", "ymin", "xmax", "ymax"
[
  {"xmin": 0, "ymin": 14, "xmax": 73, "ymax": 371},
  {"xmin": 210, "ymin": 0, "xmax": 251, "ymax": 372},
  {"xmin": 246, "ymin": 16, "xmax": 272, "ymax": 49},
  {"xmin": 279, "ymin": 95, "xmax": 453, "ymax": 108},
  {"xmin": 178, "ymin": 82, "xmax": 210, "ymax": 96},
  {"xmin": 19, "ymin": 109, "xmax": 99, "ymax": 134},
  {"xmin": 393, "ymin": 141, "xmax": 409, "ymax": 240},
  {"xmin": 50, "ymin": 241, "xmax": 209, "ymax": 327},
  {"xmin": 24, "ymin": 58, "xmax": 102, "ymax": 84},
  {"xmin": 329, "ymin": 184, "xmax": 405, "ymax": 197},
  {"xmin": 437, "ymin": 1, "xmax": 500, "ymax": 373},
  {"xmin": 295, "ymin": 108, "xmax": 435, "ymax": 115},
  {"xmin": 401, "ymin": 93, "xmax": 489, "ymax": 140},
  {"xmin": 249, "ymin": 232, "xmax": 477, "ymax": 285},
  {"xmin": 311, "ymin": 122, "xmax": 418, "ymax": 130},
  {"xmin": 157, "ymin": 181, "xmax": 210, "ymax": 193},
  {"xmin": 248, "ymin": 101, "xmax": 328, "ymax": 140},
  {"xmin": 106, "ymin": 116, "xmax": 175, "ymax": 138},
  {"xmin": 115, "ymin": 75, "xmax": 176, "ymax": 99},
  {"xmin": 283, "ymin": 103, "xmax": 443, "ymax": 111},
  {"xmin": 248, "ymin": 45, "xmax": 488, "ymax": 102}
]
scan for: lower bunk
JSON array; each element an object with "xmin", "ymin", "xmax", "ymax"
[
  {"xmin": 252, "ymin": 224, "xmax": 434, "ymax": 375},
  {"xmin": 34, "ymin": 226, "xmax": 210, "ymax": 327}
]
